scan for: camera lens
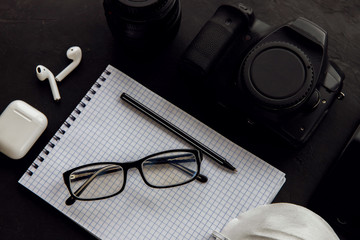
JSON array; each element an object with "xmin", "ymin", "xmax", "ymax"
[
  {"xmin": 103, "ymin": 0, "xmax": 181, "ymax": 51},
  {"xmin": 241, "ymin": 41, "xmax": 314, "ymax": 110}
]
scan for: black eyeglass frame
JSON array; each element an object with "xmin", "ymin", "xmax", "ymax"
[{"xmin": 63, "ymin": 149, "xmax": 205, "ymax": 205}]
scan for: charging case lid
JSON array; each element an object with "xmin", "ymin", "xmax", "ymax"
[{"xmin": 0, "ymin": 100, "xmax": 48, "ymax": 159}]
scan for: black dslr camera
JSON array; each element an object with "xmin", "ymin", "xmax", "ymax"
[{"xmin": 181, "ymin": 2, "xmax": 344, "ymax": 145}]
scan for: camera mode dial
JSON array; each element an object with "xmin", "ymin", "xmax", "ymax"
[{"xmin": 241, "ymin": 41, "xmax": 314, "ymax": 111}]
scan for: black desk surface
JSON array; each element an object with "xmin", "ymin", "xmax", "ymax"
[{"xmin": 1, "ymin": 0, "xmax": 359, "ymax": 239}]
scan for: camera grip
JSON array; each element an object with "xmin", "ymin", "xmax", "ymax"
[{"xmin": 181, "ymin": 4, "xmax": 253, "ymax": 77}]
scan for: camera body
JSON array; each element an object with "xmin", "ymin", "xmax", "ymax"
[{"xmin": 181, "ymin": 3, "xmax": 344, "ymax": 145}]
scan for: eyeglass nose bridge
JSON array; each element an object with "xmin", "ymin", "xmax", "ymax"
[
  {"xmin": 117, "ymin": 159, "xmax": 152, "ymax": 189},
  {"xmin": 121, "ymin": 159, "xmax": 158, "ymax": 189}
]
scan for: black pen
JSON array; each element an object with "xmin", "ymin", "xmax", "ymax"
[{"xmin": 120, "ymin": 93, "xmax": 237, "ymax": 171}]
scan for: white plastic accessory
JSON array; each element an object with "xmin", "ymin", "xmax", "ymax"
[
  {"xmin": 55, "ymin": 46, "xmax": 82, "ymax": 82},
  {"xmin": 0, "ymin": 100, "xmax": 48, "ymax": 159},
  {"xmin": 36, "ymin": 65, "xmax": 61, "ymax": 101},
  {"xmin": 215, "ymin": 203, "xmax": 339, "ymax": 240}
]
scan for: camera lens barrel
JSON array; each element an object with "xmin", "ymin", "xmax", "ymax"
[
  {"xmin": 241, "ymin": 41, "xmax": 314, "ymax": 110},
  {"xmin": 104, "ymin": 0, "xmax": 181, "ymax": 51}
]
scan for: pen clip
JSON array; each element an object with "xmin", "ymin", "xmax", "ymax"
[{"xmin": 212, "ymin": 230, "xmax": 231, "ymax": 240}]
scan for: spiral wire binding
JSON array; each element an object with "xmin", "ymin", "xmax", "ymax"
[{"xmin": 26, "ymin": 69, "xmax": 111, "ymax": 176}]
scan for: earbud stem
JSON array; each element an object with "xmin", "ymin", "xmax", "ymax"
[
  {"xmin": 55, "ymin": 62, "xmax": 79, "ymax": 82},
  {"xmin": 49, "ymin": 77, "xmax": 61, "ymax": 101}
]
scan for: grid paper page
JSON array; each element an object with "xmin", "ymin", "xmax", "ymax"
[{"xmin": 19, "ymin": 65, "xmax": 285, "ymax": 240}]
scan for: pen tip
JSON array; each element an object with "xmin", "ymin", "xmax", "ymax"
[{"xmin": 223, "ymin": 161, "xmax": 236, "ymax": 172}]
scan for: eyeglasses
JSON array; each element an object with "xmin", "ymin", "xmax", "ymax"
[{"xmin": 63, "ymin": 149, "xmax": 208, "ymax": 205}]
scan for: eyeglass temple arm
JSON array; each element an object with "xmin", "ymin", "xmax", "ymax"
[
  {"xmin": 168, "ymin": 162, "xmax": 208, "ymax": 182},
  {"xmin": 65, "ymin": 165, "xmax": 118, "ymax": 206},
  {"xmin": 145, "ymin": 155, "xmax": 208, "ymax": 182},
  {"xmin": 69, "ymin": 157, "xmax": 208, "ymax": 183},
  {"xmin": 68, "ymin": 167, "xmax": 120, "ymax": 182}
]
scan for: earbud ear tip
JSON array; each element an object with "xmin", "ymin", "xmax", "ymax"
[
  {"xmin": 37, "ymin": 76, "xmax": 45, "ymax": 81},
  {"xmin": 36, "ymin": 66, "xmax": 45, "ymax": 81},
  {"xmin": 66, "ymin": 46, "xmax": 82, "ymax": 61}
]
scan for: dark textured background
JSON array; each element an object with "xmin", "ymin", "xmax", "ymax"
[{"xmin": 0, "ymin": 0, "xmax": 359, "ymax": 239}]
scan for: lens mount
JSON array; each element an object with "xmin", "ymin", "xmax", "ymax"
[{"xmin": 240, "ymin": 41, "xmax": 314, "ymax": 110}]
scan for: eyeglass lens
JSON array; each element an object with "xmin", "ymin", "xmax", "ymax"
[
  {"xmin": 69, "ymin": 164, "xmax": 124, "ymax": 200},
  {"xmin": 142, "ymin": 151, "xmax": 198, "ymax": 187}
]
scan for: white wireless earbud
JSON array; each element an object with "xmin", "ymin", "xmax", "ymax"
[
  {"xmin": 55, "ymin": 46, "xmax": 82, "ymax": 82},
  {"xmin": 36, "ymin": 65, "xmax": 61, "ymax": 101}
]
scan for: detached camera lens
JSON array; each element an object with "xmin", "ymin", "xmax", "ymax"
[{"xmin": 104, "ymin": 0, "xmax": 181, "ymax": 52}]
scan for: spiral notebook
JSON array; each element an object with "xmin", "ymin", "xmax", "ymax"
[{"xmin": 19, "ymin": 65, "xmax": 285, "ymax": 240}]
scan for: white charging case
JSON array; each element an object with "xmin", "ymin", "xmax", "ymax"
[{"xmin": 0, "ymin": 100, "xmax": 48, "ymax": 159}]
